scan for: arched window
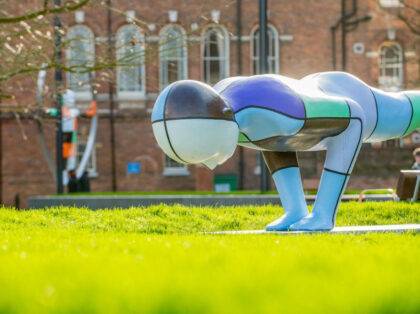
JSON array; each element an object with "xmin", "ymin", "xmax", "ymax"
[
  {"xmin": 159, "ymin": 25, "xmax": 187, "ymax": 89},
  {"xmin": 379, "ymin": 42, "xmax": 403, "ymax": 91},
  {"xmin": 202, "ymin": 26, "xmax": 229, "ymax": 85},
  {"xmin": 66, "ymin": 25, "xmax": 95, "ymax": 93},
  {"xmin": 116, "ymin": 24, "xmax": 145, "ymax": 97},
  {"xmin": 251, "ymin": 25, "xmax": 279, "ymax": 74}
]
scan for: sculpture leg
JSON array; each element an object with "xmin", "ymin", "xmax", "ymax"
[
  {"xmin": 263, "ymin": 152, "xmax": 308, "ymax": 231},
  {"xmin": 290, "ymin": 102, "xmax": 365, "ymax": 231},
  {"xmin": 289, "ymin": 170, "xmax": 349, "ymax": 231}
]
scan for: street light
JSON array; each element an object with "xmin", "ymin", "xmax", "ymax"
[{"xmin": 258, "ymin": 0, "xmax": 270, "ymax": 192}]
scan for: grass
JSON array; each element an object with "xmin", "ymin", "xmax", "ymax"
[{"xmin": 0, "ymin": 202, "xmax": 419, "ymax": 313}]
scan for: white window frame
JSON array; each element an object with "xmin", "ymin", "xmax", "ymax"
[
  {"xmin": 159, "ymin": 24, "xmax": 188, "ymax": 90},
  {"xmin": 201, "ymin": 25, "xmax": 230, "ymax": 85},
  {"xmin": 379, "ymin": 42, "xmax": 403, "ymax": 91},
  {"xmin": 250, "ymin": 24, "xmax": 280, "ymax": 74},
  {"xmin": 66, "ymin": 25, "xmax": 95, "ymax": 101},
  {"xmin": 163, "ymin": 155, "xmax": 189, "ymax": 176},
  {"xmin": 116, "ymin": 24, "xmax": 146, "ymax": 100},
  {"xmin": 77, "ymin": 141, "xmax": 98, "ymax": 178}
]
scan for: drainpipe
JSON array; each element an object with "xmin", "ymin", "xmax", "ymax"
[
  {"xmin": 331, "ymin": 0, "xmax": 357, "ymax": 70},
  {"xmin": 331, "ymin": 0, "xmax": 369, "ymax": 71},
  {"xmin": 107, "ymin": 0, "xmax": 117, "ymax": 191},
  {"xmin": 341, "ymin": 0, "xmax": 348, "ymax": 70},
  {"xmin": 258, "ymin": 0, "xmax": 270, "ymax": 192},
  {"xmin": 236, "ymin": 0, "xmax": 245, "ymax": 190}
]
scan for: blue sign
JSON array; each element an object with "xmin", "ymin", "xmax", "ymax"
[{"xmin": 127, "ymin": 162, "xmax": 141, "ymax": 174}]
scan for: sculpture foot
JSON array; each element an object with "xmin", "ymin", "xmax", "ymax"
[
  {"xmin": 266, "ymin": 213, "xmax": 307, "ymax": 231},
  {"xmin": 289, "ymin": 214, "xmax": 334, "ymax": 231}
]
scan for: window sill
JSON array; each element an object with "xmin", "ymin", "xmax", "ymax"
[
  {"xmin": 74, "ymin": 91, "xmax": 93, "ymax": 102},
  {"xmin": 379, "ymin": 4, "xmax": 402, "ymax": 9},
  {"xmin": 116, "ymin": 92, "xmax": 146, "ymax": 101},
  {"xmin": 163, "ymin": 167, "xmax": 190, "ymax": 176},
  {"xmin": 87, "ymin": 171, "xmax": 98, "ymax": 178},
  {"xmin": 379, "ymin": 85, "xmax": 402, "ymax": 92}
]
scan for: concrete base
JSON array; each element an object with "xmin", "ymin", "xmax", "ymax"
[
  {"xmin": 27, "ymin": 194, "xmax": 396, "ymax": 209},
  {"xmin": 211, "ymin": 224, "xmax": 420, "ymax": 235}
]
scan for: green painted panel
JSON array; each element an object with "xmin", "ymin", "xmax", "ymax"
[
  {"xmin": 301, "ymin": 94, "xmax": 350, "ymax": 119},
  {"xmin": 403, "ymin": 92, "xmax": 420, "ymax": 136},
  {"xmin": 238, "ymin": 132, "xmax": 250, "ymax": 143}
]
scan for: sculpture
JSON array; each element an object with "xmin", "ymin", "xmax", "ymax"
[
  {"xmin": 46, "ymin": 89, "xmax": 97, "ymax": 185},
  {"xmin": 151, "ymin": 72, "xmax": 420, "ymax": 231}
]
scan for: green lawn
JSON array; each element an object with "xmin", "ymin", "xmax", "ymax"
[{"xmin": 0, "ymin": 202, "xmax": 419, "ymax": 313}]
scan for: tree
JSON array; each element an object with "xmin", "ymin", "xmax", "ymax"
[{"xmin": 396, "ymin": 0, "xmax": 420, "ymax": 36}]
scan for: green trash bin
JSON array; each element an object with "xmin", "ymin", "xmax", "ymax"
[{"xmin": 214, "ymin": 174, "xmax": 238, "ymax": 192}]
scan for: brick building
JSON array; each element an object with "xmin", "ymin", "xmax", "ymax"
[{"xmin": 1, "ymin": 0, "xmax": 419, "ymax": 206}]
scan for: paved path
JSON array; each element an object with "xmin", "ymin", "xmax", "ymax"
[{"xmin": 211, "ymin": 224, "xmax": 420, "ymax": 235}]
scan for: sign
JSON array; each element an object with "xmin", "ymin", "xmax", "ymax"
[
  {"xmin": 214, "ymin": 183, "xmax": 231, "ymax": 193},
  {"xmin": 127, "ymin": 162, "xmax": 141, "ymax": 175}
]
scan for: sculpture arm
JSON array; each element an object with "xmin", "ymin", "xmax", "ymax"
[
  {"xmin": 290, "ymin": 99, "xmax": 365, "ymax": 231},
  {"xmin": 45, "ymin": 108, "xmax": 59, "ymax": 117},
  {"xmin": 80, "ymin": 99, "xmax": 97, "ymax": 118},
  {"xmin": 263, "ymin": 151, "xmax": 308, "ymax": 231}
]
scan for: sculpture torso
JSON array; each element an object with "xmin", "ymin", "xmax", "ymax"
[
  {"xmin": 215, "ymin": 74, "xmax": 352, "ymax": 151},
  {"xmin": 215, "ymin": 73, "xmax": 419, "ymax": 152}
]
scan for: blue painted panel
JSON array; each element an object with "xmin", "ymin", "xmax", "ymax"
[
  {"xmin": 234, "ymin": 107, "xmax": 304, "ymax": 141},
  {"xmin": 370, "ymin": 88, "xmax": 412, "ymax": 141},
  {"xmin": 313, "ymin": 170, "xmax": 347, "ymax": 220},
  {"xmin": 221, "ymin": 75, "xmax": 306, "ymax": 118},
  {"xmin": 127, "ymin": 162, "xmax": 141, "ymax": 174},
  {"xmin": 151, "ymin": 84, "xmax": 172, "ymax": 122},
  {"xmin": 272, "ymin": 167, "xmax": 307, "ymax": 214}
]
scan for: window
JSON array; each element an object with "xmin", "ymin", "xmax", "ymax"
[
  {"xmin": 66, "ymin": 25, "xmax": 95, "ymax": 94},
  {"xmin": 379, "ymin": 0, "xmax": 401, "ymax": 8},
  {"xmin": 254, "ymin": 152, "xmax": 261, "ymax": 175},
  {"xmin": 379, "ymin": 42, "xmax": 403, "ymax": 91},
  {"xmin": 116, "ymin": 24, "xmax": 145, "ymax": 97},
  {"xmin": 159, "ymin": 25, "xmax": 187, "ymax": 89},
  {"xmin": 251, "ymin": 25, "xmax": 279, "ymax": 74},
  {"xmin": 202, "ymin": 26, "xmax": 229, "ymax": 85},
  {"xmin": 159, "ymin": 23, "xmax": 189, "ymax": 175},
  {"xmin": 163, "ymin": 156, "xmax": 189, "ymax": 176},
  {"xmin": 77, "ymin": 142, "xmax": 98, "ymax": 177}
]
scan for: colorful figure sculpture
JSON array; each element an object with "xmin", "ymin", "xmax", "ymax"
[
  {"xmin": 46, "ymin": 90, "xmax": 97, "ymax": 185},
  {"xmin": 151, "ymin": 72, "xmax": 420, "ymax": 231}
]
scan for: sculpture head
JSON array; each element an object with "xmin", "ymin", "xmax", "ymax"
[
  {"xmin": 63, "ymin": 89, "xmax": 76, "ymax": 108},
  {"xmin": 151, "ymin": 80, "xmax": 239, "ymax": 170}
]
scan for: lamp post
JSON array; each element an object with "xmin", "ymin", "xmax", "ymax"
[
  {"xmin": 236, "ymin": 0, "xmax": 245, "ymax": 190},
  {"xmin": 107, "ymin": 0, "xmax": 117, "ymax": 192},
  {"xmin": 258, "ymin": 0, "xmax": 269, "ymax": 192},
  {"xmin": 54, "ymin": 0, "xmax": 64, "ymax": 193}
]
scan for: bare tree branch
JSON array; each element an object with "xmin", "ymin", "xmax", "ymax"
[
  {"xmin": 399, "ymin": 0, "xmax": 420, "ymax": 15},
  {"xmin": 397, "ymin": 12, "xmax": 420, "ymax": 35},
  {"xmin": 0, "ymin": 0, "xmax": 90, "ymax": 24}
]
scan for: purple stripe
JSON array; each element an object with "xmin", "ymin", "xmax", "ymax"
[{"xmin": 220, "ymin": 76, "xmax": 305, "ymax": 118}]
